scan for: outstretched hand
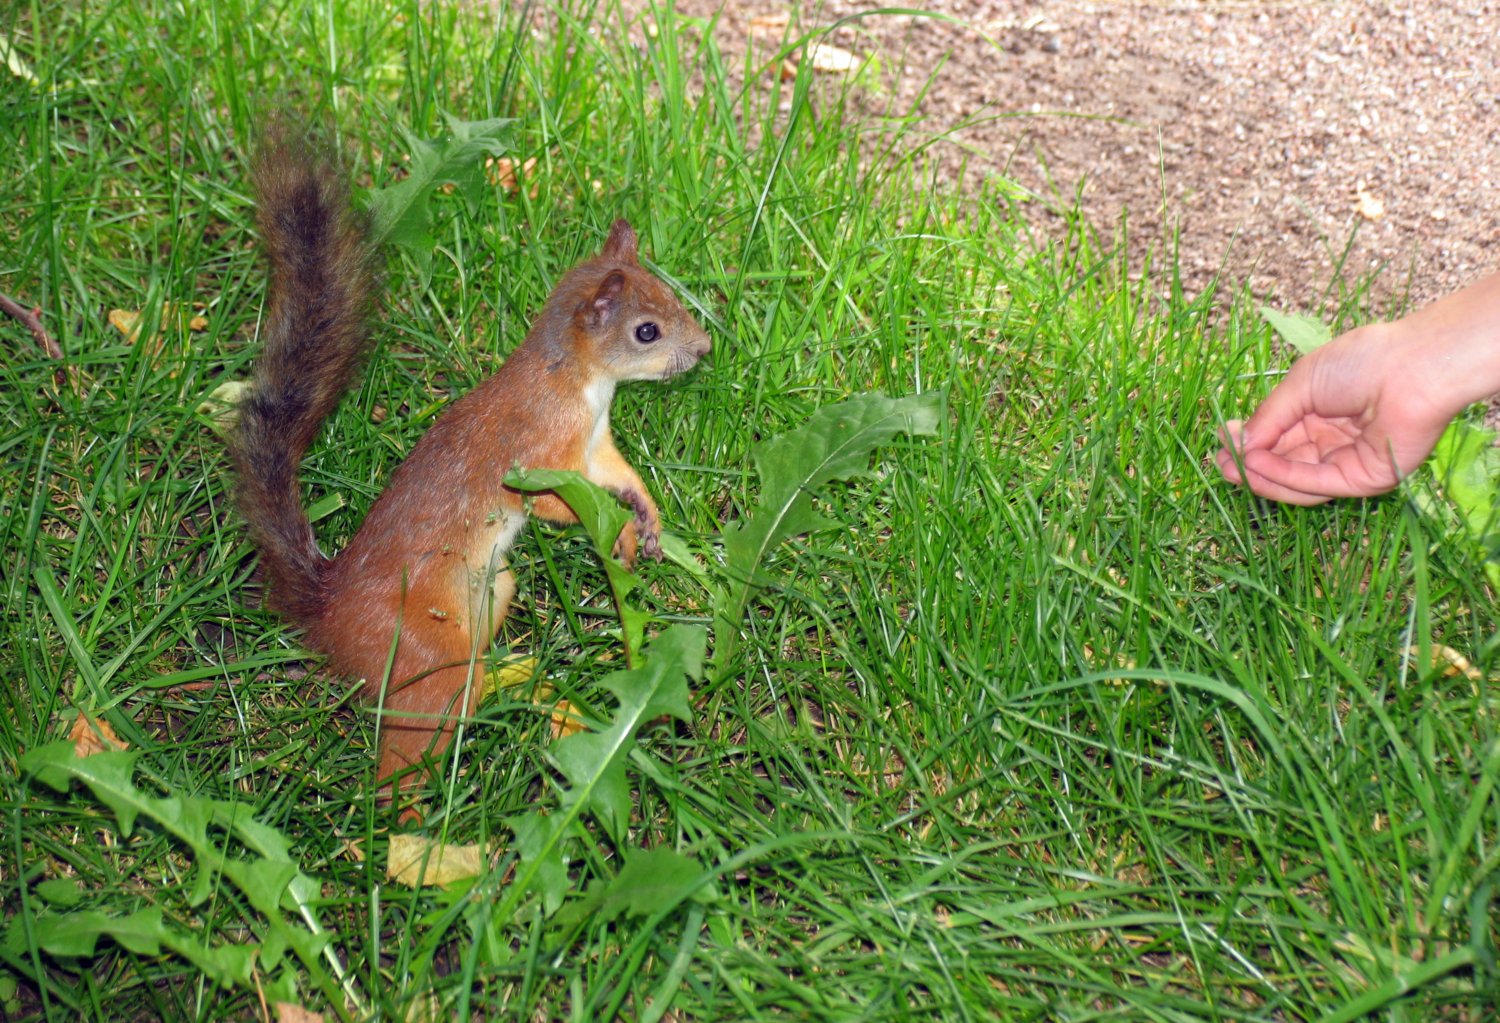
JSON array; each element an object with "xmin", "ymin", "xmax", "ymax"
[
  {"xmin": 1217, "ymin": 273, "xmax": 1500, "ymax": 505},
  {"xmin": 1216, "ymin": 325, "xmax": 1456, "ymax": 504}
]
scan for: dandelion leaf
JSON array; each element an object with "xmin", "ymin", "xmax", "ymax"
[{"xmin": 1258, "ymin": 306, "xmax": 1332, "ymax": 356}]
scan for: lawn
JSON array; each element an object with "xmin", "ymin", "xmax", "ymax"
[{"xmin": 1, "ymin": 1, "xmax": 1497, "ymax": 1019}]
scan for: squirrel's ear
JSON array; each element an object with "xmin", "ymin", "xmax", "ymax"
[
  {"xmin": 600, "ymin": 219, "xmax": 638, "ymax": 262},
  {"xmin": 586, "ymin": 270, "xmax": 628, "ymax": 326}
]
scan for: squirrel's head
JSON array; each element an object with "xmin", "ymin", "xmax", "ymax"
[{"xmin": 573, "ymin": 220, "xmax": 711, "ymax": 382}]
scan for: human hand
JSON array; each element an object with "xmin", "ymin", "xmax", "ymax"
[
  {"xmin": 1218, "ymin": 272, "xmax": 1500, "ymax": 505},
  {"xmin": 1215, "ymin": 324, "xmax": 1459, "ymax": 504}
]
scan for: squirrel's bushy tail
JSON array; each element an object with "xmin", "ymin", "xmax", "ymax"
[{"xmin": 230, "ymin": 133, "xmax": 377, "ymax": 626}]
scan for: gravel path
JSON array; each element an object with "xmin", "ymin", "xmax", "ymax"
[{"xmin": 682, "ymin": 0, "xmax": 1500, "ymax": 313}]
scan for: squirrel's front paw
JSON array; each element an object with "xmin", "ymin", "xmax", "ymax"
[
  {"xmin": 634, "ymin": 508, "xmax": 663, "ymax": 561},
  {"xmin": 620, "ymin": 488, "xmax": 663, "ymax": 562},
  {"xmin": 641, "ymin": 524, "xmax": 663, "ymax": 561}
]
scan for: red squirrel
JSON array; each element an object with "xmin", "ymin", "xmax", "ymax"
[{"xmin": 229, "ymin": 138, "xmax": 711, "ymax": 797}]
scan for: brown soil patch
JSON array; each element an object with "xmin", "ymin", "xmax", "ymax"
[{"xmin": 673, "ymin": 0, "xmax": 1500, "ymax": 313}]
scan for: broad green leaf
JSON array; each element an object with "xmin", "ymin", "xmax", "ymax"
[
  {"xmin": 556, "ymin": 847, "xmax": 712, "ymax": 926},
  {"xmin": 1433, "ymin": 421, "xmax": 1500, "ymax": 537},
  {"xmin": 16, "ymin": 741, "xmax": 343, "ymax": 1010},
  {"xmin": 22, "ymin": 906, "xmax": 257, "ymax": 988},
  {"xmin": 716, "ymin": 392, "xmax": 941, "ymax": 672},
  {"xmin": 505, "ymin": 467, "xmax": 631, "ymax": 553},
  {"xmin": 600, "ymin": 847, "xmax": 713, "ymax": 920},
  {"xmin": 549, "ymin": 627, "xmax": 705, "ymax": 842},
  {"xmin": 1430, "ymin": 420, "xmax": 1500, "ymax": 586},
  {"xmin": 1258, "ymin": 306, "xmax": 1332, "ymax": 356},
  {"xmin": 657, "ymin": 530, "xmax": 715, "ymax": 590},
  {"xmin": 35, "ymin": 878, "xmax": 82, "ymax": 907},
  {"xmin": 603, "ymin": 558, "xmax": 652, "ymax": 660},
  {"xmin": 158, "ymin": 932, "xmax": 258, "ymax": 989},
  {"xmin": 552, "ymin": 725, "xmax": 633, "ymax": 843},
  {"xmin": 366, "ymin": 114, "xmax": 514, "ymax": 282},
  {"xmin": 599, "ymin": 623, "xmax": 703, "ymax": 723},
  {"xmin": 236, "ymin": 859, "xmax": 300, "ymax": 918},
  {"xmin": 29, "ymin": 908, "xmax": 165, "ymax": 957},
  {"xmin": 506, "ymin": 467, "xmax": 647, "ymax": 659},
  {"xmin": 22, "ymin": 741, "xmax": 146, "ymax": 835},
  {"xmin": 508, "ymin": 813, "xmax": 580, "ymax": 917},
  {"xmin": 499, "ymin": 626, "xmax": 706, "ymax": 919}
]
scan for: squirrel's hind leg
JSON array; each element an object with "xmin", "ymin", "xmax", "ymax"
[{"xmin": 375, "ymin": 563, "xmax": 518, "ymax": 812}]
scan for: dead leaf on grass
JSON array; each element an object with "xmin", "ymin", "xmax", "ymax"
[
  {"xmin": 481, "ymin": 654, "xmax": 543, "ymax": 704},
  {"xmin": 808, "ymin": 43, "xmax": 860, "ymax": 73},
  {"xmin": 387, "ymin": 834, "xmax": 487, "ymax": 887},
  {"xmin": 481, "ymin": 654, "xmax": 586, "ymax": 739},
  {"xmin": 108, "ymin": 302, "xmax": 210, "ymax": 366},
  {"xmin": 70, "ymin": 711, "xmax": 128, "ymax": 757},
  {"xmin": 485, "ymin": 155, "xmax": 539, "ymax": 198},
  {"xmin": 1083, "ymin": 646, "xmax": 1138, "ymax": 686},
  {"xmin": 107, "ymin": 308, "xmax": 147, "ymax": 344},
  {"xmin": 195, "ymin": 379, "xmax": 251, "ymax": 437},
  {"xmin": 1, "ymin": 32, "xmax": 40, "ymax": 85},
  {"xmin": 1404, "ymin": 643, "xmax": 1483, "ymax": 680},
  {"xmin": 551, "ymin": 699, "xmax": 586, "ymax": 739},
  {"xmin": 275, "ymin": 1004, "xmax": 324, "ymax": 1023}
]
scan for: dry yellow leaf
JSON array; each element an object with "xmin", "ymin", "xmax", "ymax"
[
  {"xmin": 386, "ymin": 835, "xmax": 486, "ymax": 887},
  {"xmin": 70, "ymin": 712, "xmax": 127, "ymax": 757},
  {"xmin": 107, "ymin": 308, "xmax": 145, "ymax": 343},
  {"xmin": 1405, "ymin": 644, "xmax": 1482, "ymax": 680},
  {"xmin": 1, "ymin": 31, "xmax": 41, "ymax": 85},
  {"xmin": 109, "ymin": 302, "xmax": 208, "ymax": 340},
  {"xmin": 485, "ymin": 155, "xmax": 539, "ymax": 197},
  {"xmin": 551, "ymin": 699, "xmax": 587, "ymax": 739},
  {"xmin": 480, "ymin": 654, "xmax": 543, "ymax": 704},
  {"xmin": 275, "ymin": 1004, "xmax": 324, "ymax": 1023},
  {"xmin": 195, "ymin": 379, "xmax": 251, "ymax": 437},
  {"xmin": 808, "ymin": 43, "xmax": 860, "ymax": 73},
  {"xmin": 479, "ymin": 655, "xmax": 584, "ymax": 738}
]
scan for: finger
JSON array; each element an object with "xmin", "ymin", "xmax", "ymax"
[
  {"xmin": 1237, "ymin": 464, "xmax": 1335, "ymax": 506},
  {"xmin": 1216, "ymin": 445, "xmax": 1247, "ymax": 484},
  {"xmin": 1241, "ymin": 448, "xmax": 1392, "ymax": 500},
  {"xmin": 1219, "ymin": 446, "xmax": 1335, "ymax": 503},
  {"xmin": 1236, "ymin": 368, "xmax": 1321, "ymax": 452},
  {"xmin": 1218, "ymin": 418, "xmax": 1315, "ymax": 480}
]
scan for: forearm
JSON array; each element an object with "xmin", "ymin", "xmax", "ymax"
[{"xmin": 1386, "ymin": 270, "xmax": 1500, "ymax": 411}]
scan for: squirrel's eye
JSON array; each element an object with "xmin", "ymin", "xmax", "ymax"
[{"xmin": 635, "ymin": 322, "xmax": 660, "ymax": 343}]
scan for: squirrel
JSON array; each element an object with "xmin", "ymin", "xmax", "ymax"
[{"xmin": 229, "ymin": 136, "xmax": 711, "ymax": 801}]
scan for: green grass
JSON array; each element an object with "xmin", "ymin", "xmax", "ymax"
[{"xmin": 2, "ymin": 0, "xmax": 1498, "ymax": 1019}]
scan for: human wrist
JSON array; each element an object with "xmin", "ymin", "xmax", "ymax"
[{"xmin": 1393, "ymin": 271, "xmax": 1500, "ymax": 409}]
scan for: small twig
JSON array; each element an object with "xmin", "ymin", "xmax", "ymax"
[{"xmin": 0, "ymin": 291, "xmax": 64, "ymax": 360}]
